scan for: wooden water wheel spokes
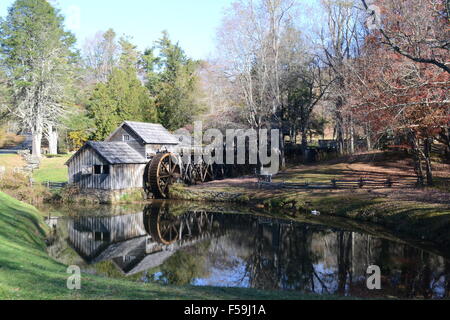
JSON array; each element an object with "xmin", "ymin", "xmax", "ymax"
[
  {"xmin": 147, "ymin": 153, "xmax": 181, "ymax": 199},
  {"xmin": 144, "ymin": 204, "xmax": 181, "ymax": 245},
  {"xmin": 182, "ymin": 162, "xmax": 195, "ymax": 185},
  {"xmin": 200, "ymin": 162, "xmax": 214, "ymax": 182},
  {"xmin": 191, "ymin": 163, "xmax": 202, "ymax": 184}
]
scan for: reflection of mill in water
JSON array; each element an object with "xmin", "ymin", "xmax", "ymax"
[{"xmin": 68, "ymin": 204, "xmax": 225, "ymax": 276}]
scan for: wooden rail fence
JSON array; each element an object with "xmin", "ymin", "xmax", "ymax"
[
  {"xmin": 31, "ymin": 181, "xmax": 68, "ymax": 190},
  {"xmin": 258, "ymin": 177, "xmax": 417, "ymax": 190}
]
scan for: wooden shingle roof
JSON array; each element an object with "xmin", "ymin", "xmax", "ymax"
[
  {"xmin": 87, "ymin": 142, "xmax": 147, "ymax": 164},
  {"xmin": 66, "ymin": 142, "xmax": 147, "ymax": 165},
  {"xmin": 122, "ymin": 121, "xmax": 179, "ymax": 145}
]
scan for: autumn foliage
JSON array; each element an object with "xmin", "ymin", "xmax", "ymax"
[{"xmin": 347, "ymin": 0, "xmax": 450, "ymax": 185}]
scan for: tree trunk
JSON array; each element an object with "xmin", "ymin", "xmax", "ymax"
[
  {"xmin": 47, "ymin": 125, "xmax": 58, "ymax": 155},
  {"xmin": 414, "ymin": 152, "xmax": 425, "ymax": 186},
  {"xmin": 366, "ymin": 122, "xmax": 372, "ymax": 151},
  {"xmin": 336, "ymin": 118, "xmax": 345, "ymax": 155},
  {"xmin": 423, "ymin": 137, "xmax": 433, "ymax": 186},
  {"xmin": 279, "ymin": 129, "xmax": 286, "ymax": 170},
  {"xmin": 409, "ymin": 132, "xmax": 425, "ymax": 186},
  {"xmin": 335, "ymin": 92, "xmax": 345, "ymax": 155},
  {"xmin": 441, "ymin": 127, "xmax": 450, "ymax": 163},
  {"xmin": 349, "ymin": 115, "xmax": 355, "ymax": 154},
  {"xmin": 301, "ymin": 127, "xmax": 308, "ymax": 150},
  {"xmin": 32, "ymin": 130, "xmax": 42, "ymax": 158}
]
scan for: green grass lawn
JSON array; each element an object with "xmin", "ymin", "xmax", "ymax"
[
  {"xmin": 0, "ymin": 191, "xmax": 345, "ymax": 300},
  {"xmin": 33, "ymin": 155, "xmax": 70, "ymax": 183}
]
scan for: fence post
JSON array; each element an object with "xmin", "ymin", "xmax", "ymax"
[
  {"xmin": 359, "ymin": 177, "xmax": 364, "ymax": 188},
  {"xmin": 386, "ymin": 177, "xmax": 393, "ymax": 188},
  {"xmin": 331, "ymin": 179, "xmax": 337, "ymax": 189}
]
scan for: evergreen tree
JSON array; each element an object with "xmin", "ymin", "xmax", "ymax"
[
  {"xmin": 0, "ymin": 69, "xmax": 10, "ymax": 122},
  {"xmin": 87, "ymin": 38, "xmax": 157, "ymax": 140},
  {"xmin": 143, "ymin": 31, "xmax": 205, "ymax": 131},
  {"xmin": 0, "ymin": 0, "xmax": 77, "ymax": 156}
]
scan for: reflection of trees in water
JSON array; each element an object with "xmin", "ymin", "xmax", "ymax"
[
  {"xmin": 242, "ymin": 223, "xmax": 323, "ymax": 292},
  {"xmin": 445, "ymin": 261, "xmax": 450, "ymax": 298},
  {"xmin": 159, "ymin": 241, "xmax": 211, "ymax": 286},
  {"xmin": 223, "ymin": 218, "xmax": 450, "ymax": 298},
  {"xmin": 61, "ymin": 204, "xmax": 450, "ymax": 298},
  {"xmin": 336, "ymin": 232, "xmax": 353, "ymax": 295}
]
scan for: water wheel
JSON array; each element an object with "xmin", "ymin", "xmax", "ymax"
[
  {"xmin": 213, "ymin": 164, "xmax": 225, "ymax": 180},
  {"xmin": 144, "ymin": 204, "xmax": 181, "ymax": 245},
  {"xmin": 182, "ymin": 163, "xmax": 196, "ymax": 185},
  {"xmin": 145, "ymin": 153, "xmax": 181, "ymax": 199},
  {"xmin": 200, "ymin": 162, "xmax": 214, "ymax": 182}
]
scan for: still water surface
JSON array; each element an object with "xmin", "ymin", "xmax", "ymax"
[{"xmin": 43, "ymin": 202, "xmax": 450, "ymax": 299}]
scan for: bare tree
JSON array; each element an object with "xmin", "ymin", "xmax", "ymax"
[
  {"xmin": 216, "ymin": 0, "xmax": 297, "ymax": 168},
  {"xmin": 318, "ymin": 0, "xmax": 365, "ymax": 154},
  {"xmin": 361, "ymin": 0, "xmax": 450, "ymax": 74},
  {"xmin": 82, "ymin": 29, "xmax": 120, "ymax": 84},
  {"xmin": 279, "ymin": 25, "xmax": 333, "ymax": 150}
]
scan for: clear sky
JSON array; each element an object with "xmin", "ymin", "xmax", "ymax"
[{"xmin": 0, "ymin": 0, "xmax": 234, "ymax": 60}]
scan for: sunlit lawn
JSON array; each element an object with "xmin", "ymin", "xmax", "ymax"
[
  {"xmin": 0, "ymin": 154, "xmax": 26, "ymax": 173},
  {"xmin": 33, "ymin": 155, "xmax": 71, "ymax": 183}
]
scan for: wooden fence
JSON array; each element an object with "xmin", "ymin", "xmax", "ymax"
[
  {"xmin": 32, "ymin": 181, "xmax": 68, "ymax": 190},
  {"xmin": 258, "ymin": 177, "xmax": 417, "ymax": 190}
]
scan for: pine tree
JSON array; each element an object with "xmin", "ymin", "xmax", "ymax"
[
  {"xmin": 0, "ymin": 0, "xmax": 77, "ymax": 157},
  {"xmin": 0, "ymin": 69, "xmax": 10, "ymax": 122},
  {"xmin": 144, "ymin": 31, "xmax": 205, "ymax": 131},
  {"xmin": 87, "ymin": 38, "xmax": 157, "ymax": 140}
]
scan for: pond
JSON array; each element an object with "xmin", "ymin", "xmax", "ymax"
[{"xmin": 41, "ymin": 201, "xmax": 450, "ymax": 299}]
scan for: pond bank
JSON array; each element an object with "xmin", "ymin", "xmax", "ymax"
[
  {"xmin": 170, "ymin": 153, "xmax": 450, "ymax": 247},
  {"xmin": 0, "ymin": 191, "xmax": 348, "ymax": 300}
]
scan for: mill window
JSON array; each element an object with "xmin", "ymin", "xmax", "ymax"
[{"xmin": 94, "ymin": 165, "xmax": 102, "ymax": 175}]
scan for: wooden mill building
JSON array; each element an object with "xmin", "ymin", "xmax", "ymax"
[
  {"xmin": 67, "ymin": 211, "xmax": 226, "ymax": 276},
  {"xmin": 66, "ymin": 121, "xmax": 181, "ymax": 191}
]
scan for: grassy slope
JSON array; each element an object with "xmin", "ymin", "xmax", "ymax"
[
  {"xmin": 33, "ymin": 155, "xmax": 70, "ymax": 183},
  {"xmin": 0, "ymin": 154, "xmax": 26, "ymax": 173},
  {"xmin": 0, "ymin": 192, "xmax": 343, "ymax": 300}
]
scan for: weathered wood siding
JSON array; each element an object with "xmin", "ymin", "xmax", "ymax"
[
  {"xmin": 68, "ymin": 146, "xmax": 146, "ymax": 190},
  {"xmin": 107, "ymin": 124, "xmax": 178, "ymax": 158},
  {"xmin": 107, "ymin": 126, "xmax": 146, "ymax": 157},
  {"xmin": 111, "ymin": 164, "xmax": 146, "ymax": 190},
  {"xmin": 68, "ymin": 146, "xmax": 111, "ymax": 189},
  {"xmin": 68, "ymin": 213, "xmax": 146, "ymax": 261}
]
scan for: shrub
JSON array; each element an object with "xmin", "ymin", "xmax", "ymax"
[{"xmin": 0, "ymin": 172, "xmax": 51, "ymax": 205}]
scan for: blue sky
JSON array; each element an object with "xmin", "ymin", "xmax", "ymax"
[{"xmin": 0, "ymin": 0, "xmax": 234, "ymax": 60}]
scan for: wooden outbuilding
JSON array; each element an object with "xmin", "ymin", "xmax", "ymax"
[{"xmin": 66, "ymin": 121, "xmax": 180, "ymax": 191}]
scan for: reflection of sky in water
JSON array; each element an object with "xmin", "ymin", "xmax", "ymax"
[
  {"xmin": 193, "ymin": 257, "xmax": 250, "ymax": 288},
  {"xmin": 49, "ymin": 207, "xmax": 450, "ymax": 299},
  {"xmin": 433, "ymin": 276, "xmax": 446, "ymax": 297},
  {"xmin": 313, "ymin": 263, "xmax": 339, "ymax": 294}
]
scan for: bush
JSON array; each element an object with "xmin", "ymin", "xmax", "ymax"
[
  {"xmin": 119, "ymin": 190, "xmax": 145, "ymax": 203},
  {"xmin": 0, "ymin": 172, "xmax": 52, "ymax": 205}
]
